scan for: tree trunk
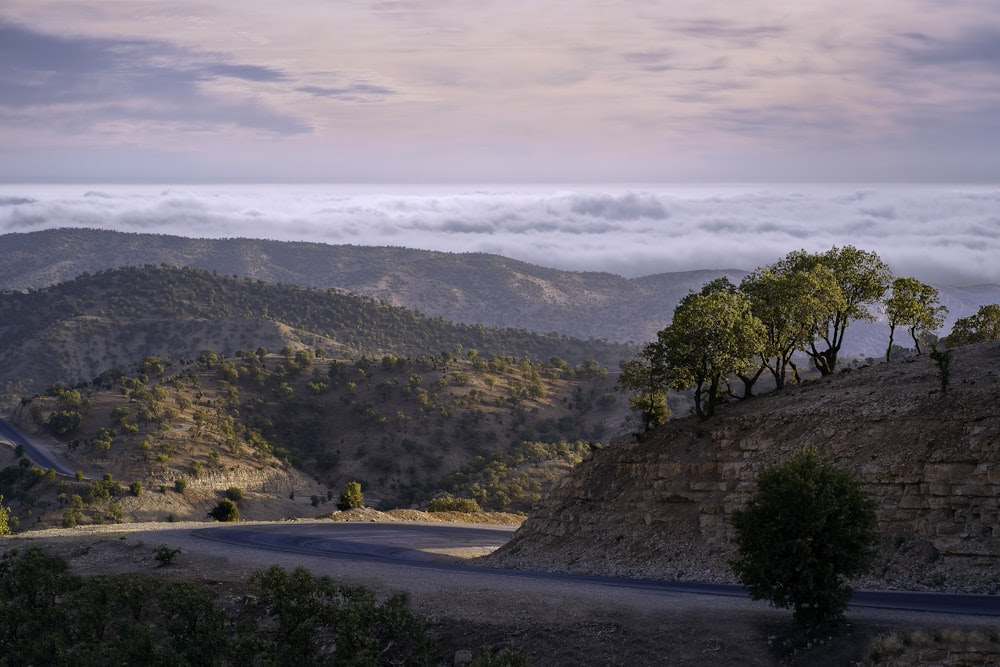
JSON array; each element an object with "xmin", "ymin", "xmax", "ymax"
[
  {"xmin": 693, "ymin": 382, "xmax": 705, "ymax": 421},
  {"xmin": 885, "ymin": 323, "xmax": 896, "ymax": 363},
  {"xmin": 910, "ymin": 326, "xmax": 923, "ymax": 355}
]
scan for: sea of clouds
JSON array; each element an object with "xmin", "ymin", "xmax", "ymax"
[{"xmin": 0, "ymin": 183, "xmax": 998, "ymax": 286}]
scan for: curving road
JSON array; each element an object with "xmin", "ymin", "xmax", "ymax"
[
  {"xmin": 194, "ymin": 522, "xmax": 1000, "ymax": 617},
  {"xmin": 0, "ymin": 418, "xmax": 76, "ymax": 476}
]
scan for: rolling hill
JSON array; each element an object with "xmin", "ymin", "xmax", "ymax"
[
  {"xmin": 0, "ymin": 264, "xmax": 632, "ymax": 410},
  {"xmin": 3, "ymin": 228, "xmax": 998, "ymax": 358},
  {"xmin": 2, "ymin": 338, "xmax": 626, "ymax": 528},
  {"xmin": 0, "ymin": 228, "xmax": 746, "ymax": 343}
]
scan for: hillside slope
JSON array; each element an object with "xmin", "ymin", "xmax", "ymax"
[
  {"xmin": 1, "ymin": 345, "xmax": 625, "ymax": 528},
  {"xmin": 0, "ymin": 265, "xmax": 630, "ymax": 409},
  {"xmin": 488, "ymin": 341, "xmax": 1000, "ymax": 593}
]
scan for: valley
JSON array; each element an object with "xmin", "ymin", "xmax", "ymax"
[{"xmin": 1, "ymin": 233, "xmax": 999, "ymax": 664}]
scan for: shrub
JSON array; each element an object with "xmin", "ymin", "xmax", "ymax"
[
  {"xmin": 0, "ymin": 495, "xmax": 11, "ymax": 536},
  {"xmin": 930, "ymin": 346, "xmax": 952, "ymax": 394},
  {"xmin": 130, "ymin": 481, "xmax": 143, "ymax": 497},
  {"xmin": 730, "ymin": 447, "xmax": 878, "ymax": 626},
  {"xmin": 472, "ymin": 647, "xmax": 533, "ymax": 666},
  {"xmin": 336, "ymin": 481, "xmax": 364, "ymax": 511},
  {"xmin": 0, "ymin": 549, "xmax": 434, "ymax": 664},
  {"xmin": 426, "ymin": 494, "xmax": 483, "ymax": 513},
  {"xmin": 174, "ymin": 479, "xmax": 188, "ymax": 494},
  {"xmin": 155, "ymin": 545, "xmax": 181, "ymax": 566},
  {"xmin": 207, "ymin": 499, "xmax": 240, "ymax": 522},
  {"xmin": 47, "ymin": 410, "xmax": 82, "ymax": 436},
  {"xmin": 224, "ymin": 486, "xmax": 245, "ymax": 502}
]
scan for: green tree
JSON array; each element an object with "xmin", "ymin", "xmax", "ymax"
[
  {"xmin": 655, "ymin": 284, "xmax": 765, "ymax": 419},
  {"xmin": 47, "ymin": 410, "xmax": 82, "ymax": 436},
  {"xmin": 207, "ymin": 499, "xmax": 240, "ymax": 522},
  {"xmin": 774, "ymin": 246, "xmax": 891, "ymax": 375},
  {"xmin": 948, "ymin": 303, "xmax": 1000, "ymax": 346},
  {"xmin": 730, "ymin": 448, "xmax": 878, "ymax": 626},
  {"xmin": 337, "ymin": 481, "xmax": 364, "ymax": 510},
  {"xmin": 883, "ymin": 277, "xmax": 947, "ymax": 360},
  {"xmin": 740, "ymin": 263, "xmax": 844, "ymax": 390},
  {"xmin": 618, "ymin": 349, "xmax": 669, "ymax": 432}
]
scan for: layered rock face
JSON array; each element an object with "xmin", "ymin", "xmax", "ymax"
[{"xmin": 489, "ymin": 341, "xmax": 1000, "ymax": 593}]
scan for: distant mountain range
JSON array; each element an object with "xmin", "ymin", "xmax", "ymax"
[{"xmin": 2, "ymin": 228, "xmax": 998, "ymax": 357}]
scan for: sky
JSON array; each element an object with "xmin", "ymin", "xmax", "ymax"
[{"xmin": 2, "ymin": 1, "xmax": 1000, "ymax": 183}]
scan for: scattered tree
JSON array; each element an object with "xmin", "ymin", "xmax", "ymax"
[
  {"xmin": 655, "ymin": 283, "xmax": 765, "ymax": 419},
  {"xmin": 730, "ymin": 448, "xmax": 878, "ymax": 625},
  {"xmin": 337, "ymin": 481, "xmax": 364, "ymax": 510},
  {"xmin": 775, "ymin": 246, "xmax": 890, "ymax": 375},
  {"xmin": 740, "ymin": 263, "xmax": 843, "ymax": 389},
  {"xmin": 618, "ymin": 349, "xmax": 669, "ymax": 432},
  {"xmin": 883, "ymin": 277, "xmax": 947, "ymax": 360},
  {"xmin": 948, "ymin": 303, "xmax": 1000, "ymax": 347}
]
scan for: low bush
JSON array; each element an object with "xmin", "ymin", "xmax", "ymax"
[
  {"xmin": 426, "ymin": 494, "xmax": 482, "ymax": 513},
  {"xmin": 0, "ymin": 548, "xmax": 436, "ymax": 665},
  {"xmin": 208, "ymin": 499, "xmax": 240, "ymax": 522}
]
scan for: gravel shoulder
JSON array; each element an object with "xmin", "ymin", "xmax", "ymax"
[{"xmin": 5, "ymin": 521, "xmax": 998, "ymax": 665}]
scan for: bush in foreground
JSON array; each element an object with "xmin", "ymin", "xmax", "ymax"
[
  {"xmin": 0, "ymin": 547, "xmax": 434, "ymax": 665},
  {"xmin": 730, "ymin": 447, "xmax": 878, "ymax": 626}
]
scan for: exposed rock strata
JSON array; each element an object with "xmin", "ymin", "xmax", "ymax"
[{"xmin": 489, "ymin": 341, "xmax": 1000, "ymax": 593}]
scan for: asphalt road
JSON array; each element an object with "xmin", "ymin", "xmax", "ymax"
[
  {"xmin": 0, "ymin": 418, "xmax": 76, "ymax": 476},
  {"xmin": 194, "ymin": 522, "xmax": 1000, "ymax": 617}
]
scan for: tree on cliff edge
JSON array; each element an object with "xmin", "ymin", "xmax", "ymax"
[{"xmin": 729, "ymin": 448, "xmax": 878, "ymax": 626}]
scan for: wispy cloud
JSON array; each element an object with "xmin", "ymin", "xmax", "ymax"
[
  {"xmin": 897, "ymin": 25, "xmax": 1000, "ymax": 66},
  {"xmin": 0, "ymin": 20, "xmax": 306, "ymax": 134},
  {"xmin": 297, "ymin": 83, "xmax": 396, "ymax": 100}
]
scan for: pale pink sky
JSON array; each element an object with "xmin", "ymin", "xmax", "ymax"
[{"xmin": 2, "ymin": 1, "xmax": 999, "ymax": 182}]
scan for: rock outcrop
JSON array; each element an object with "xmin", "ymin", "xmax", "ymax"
[{"xmin": 489, "ymin": 341, "xmax": 1000, "ymax": 593}]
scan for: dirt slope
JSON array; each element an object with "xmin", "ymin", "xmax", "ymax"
[{"xmin": 488, "ymin": 342, "xmax": 1000, "ymax": 593}]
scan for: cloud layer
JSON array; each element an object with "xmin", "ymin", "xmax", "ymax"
[{"xmin": 1, "ymin": 184, "xmax": 997, "ymax": 286}]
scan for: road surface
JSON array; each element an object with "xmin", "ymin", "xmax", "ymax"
[
  {"xmin": 194, "ymin": 521, "xmax": 1000, "ymax": 617},
  {"xmin": 0, "ymin": 418, "xmax": 76, "ymax": 476}
]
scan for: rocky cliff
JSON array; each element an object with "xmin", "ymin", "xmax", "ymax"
[{"xmin": 489, "ymin": 341, "xmax": 1000, "ymax": 593}]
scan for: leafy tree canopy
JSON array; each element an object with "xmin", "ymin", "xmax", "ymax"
[
  {"xmin": 730, "ymin": 447, "xmax": 878, "ymax": 626},
  {"xmin": 883, "ymin": 277, "xmax": 947, "ymax": 359},
  {"xmin": 740, "ymin": 262, "xmax": 843, "ymax": 389},
  {"xmin": 618, "ymin": 348, "xmax": 669, "ymax": 432},
  {"xmin": 774, "ymin": 246, "xmax": 890, "ymax": 375},
  {"xmin": 948, "ymin": 303, "xmax": 1000, "ymax": 347},
  {"xmin": 656, "ymin": 284, "xmax": 765, "ymax": 420}
]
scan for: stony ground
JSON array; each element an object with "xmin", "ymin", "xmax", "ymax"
[{"xmin": 488, "ymin": 342, "xmax": 1000, "ymax": 598}]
